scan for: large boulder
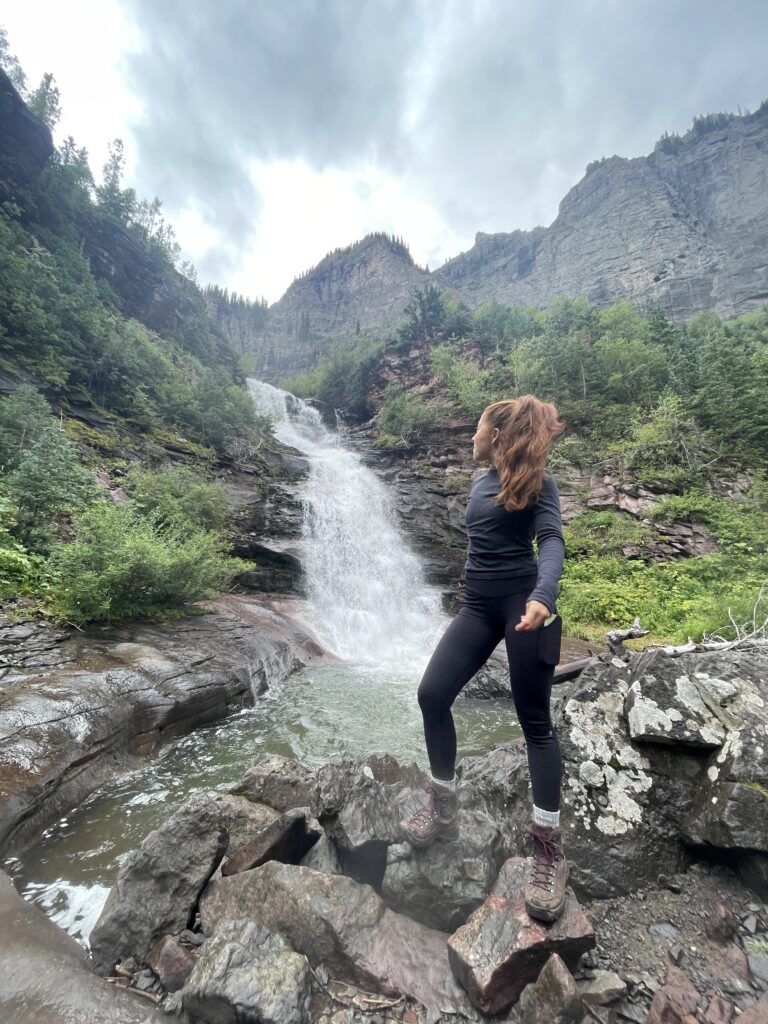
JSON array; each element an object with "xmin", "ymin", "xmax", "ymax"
[
  {"xmin": 180, "ymin": 919, "xmax": 312, "ymax": 1024},
  {"xmin": 517, "ymin": 953, "xmax": 584, "ymax": 1024},
  {"xmin": 222, "ymin": 807, "xmax": 321, "ymax": 876},
  {"xmin": 89, "ymin": 791, "xmax": 228, "ymax": 975},
  {"xmin": 447, "ymin": 857, "xmax": 595, "ymax": 1015},
  {"xmin": 381, "ymin": 804, "xmax": 504, "ymax": 932},
  {"xmin": 0, "ymin": 868, "xmax": 165, "ymax": 1024},
  {"xmin": 199, "ymin": 861, "xmax": 476, "ymax": 1016},
  {"xmin": 226, "ymin": 753, "xmax": 318, "ymax": 812}
]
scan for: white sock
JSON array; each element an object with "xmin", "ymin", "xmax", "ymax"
[
  {"xmin": 432, "ymin": 774, "xmax": 456, "ymax": 792},
  {"xmin": 533, "ymin": 804, "xmax": 560, "ymax": 828}
]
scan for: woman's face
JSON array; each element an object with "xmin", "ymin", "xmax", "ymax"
[{"xmin": 472, "ymin": 414, "xmax": 500, "ymax": 462}]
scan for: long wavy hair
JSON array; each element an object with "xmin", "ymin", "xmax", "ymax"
[{"xmin": 484, "ymin": 395, "xmax": 565, "ymax": 511}]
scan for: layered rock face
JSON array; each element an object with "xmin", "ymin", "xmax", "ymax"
[
  {"xmin": 433, "ymin": 106, "xmax": 768, "ymax": 323},
  {"xmin": 246, "ymin": 105, "xmax": 768, "ymax": 380}
]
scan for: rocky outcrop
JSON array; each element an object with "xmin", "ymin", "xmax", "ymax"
[
  {"xmin": 247, "ymin": 105, "xmax": 768, "ymax": 376},
  {"xmin": 0, "ymin": 596, "xmax": 327, "ymax": 858},
  {"xmin": 0, "ymin": 67, "xmax": 53, "ymax": 194}
]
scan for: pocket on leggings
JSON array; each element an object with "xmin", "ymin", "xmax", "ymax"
[{"xmin": 538, "ymin": 614, "xmax": 562, "ymax": 665}]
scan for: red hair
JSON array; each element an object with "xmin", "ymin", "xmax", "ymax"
[{"xmin": 484, "ymin": 395, "xmax": 565, "ymax": 511}]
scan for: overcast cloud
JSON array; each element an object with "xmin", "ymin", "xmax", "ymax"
[{"xmin": 4, "ymin": 0, "xmax": 768, "ymax": 301}]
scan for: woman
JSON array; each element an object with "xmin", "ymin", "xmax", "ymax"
[{"xmin": 400, "ymin": 395, "xmax": 568, "ymax": 923}]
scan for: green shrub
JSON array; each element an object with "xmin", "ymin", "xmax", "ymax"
[
  {"xmin": 0, "ymin": 497, "xmax": 35, "ymax": 598},
  {"xmin": 43, "ymin": 500, "xmax": 248, "ymax": 624},
  {"xmin": 375, "ymin": 387, "xmax": 440, "ymax": 447},
  {"xmin": 124, "ymin": 464, "xmax": 230, "ymax": 532}
]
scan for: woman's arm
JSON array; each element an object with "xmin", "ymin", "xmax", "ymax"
[{"xmin": 525, "ymin": 475, "xmax": 565, "ymax": 617}]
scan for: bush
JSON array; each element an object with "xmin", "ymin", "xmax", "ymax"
[
  {"xmin": 0, "ymin": 497, "xmax": 35, "ymax": 598},
  {"xmin": 124, "ymin": 464, "xmax": 230, "ymax": 532},
  {"xmin": 375, "ymin": 387, "xmax": 440, "ymax": 448},
  {"xmin": 44, "ymin": 500, "xmax": 248, "ymax": 624}
]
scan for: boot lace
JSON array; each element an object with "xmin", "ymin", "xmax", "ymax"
[
  {"xmin": 409, "ymin": 786, "xmax": 439, "ymax": 827},
  {"xmin": 527, "ymin": 828, "xmax": 559, "ymax": 892}
]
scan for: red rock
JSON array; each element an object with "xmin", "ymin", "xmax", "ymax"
[
  {"xmin": 517, "ymin": 953, "xmax": 583, "ymax": 1024},
  {"xmin": 738, "ymin": 992, "xmax": 768, "ymax": 1024},
  {"xmin": 646, "ymin": 966, "xmax": 700, "ymax": 1024},
  {"xmin": 703, "ymin": 993, "xmax": 736, "ymax": 1024},
  {"xmin": 704, "ymin": 903, "xmax": 739, "ymax": 944},
  {"xmin": 706, "ymin": 942, "xmax": 750, "ymax": 983},
  {"xmin": 446, "ymin": 857, "xmax": 595, "ymax": 1015},
  {"xmin": 145, "ymin": 934, "xmax": 196, "ymax": 992},
  {"xmin": 221, "ymin": 808, "xmax": 320, "ymax": 876}
]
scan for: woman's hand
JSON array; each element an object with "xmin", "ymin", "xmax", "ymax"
[{"xmin": 514, "ymin": 599, "xmax": 552, "ymax": 631}]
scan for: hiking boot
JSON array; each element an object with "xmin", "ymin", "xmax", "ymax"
[
  {"xmin": 399, "ymin": 781, "xmax": 459, "ymax": 848},
  {"xmin": 524, "ymin": 823, "xmax": 568, "ymax": 922}
]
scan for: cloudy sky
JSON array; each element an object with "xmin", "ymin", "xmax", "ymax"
[{"xmin": 3, "ymin": 1, "xmax": 767, "ymax": 303}]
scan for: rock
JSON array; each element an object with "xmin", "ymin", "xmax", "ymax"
[
  {"xmin": 199, "ymin": 862, "xmax": 473, "ymax": 1015},
  {"xmin": 89, "ymin": 790, "xmax": 228, "ymax": 975},
  {"xmin": 299, "ymin": 833, "xmax": 343, "ymax": 875},
  {"xmin": 145, "ymin": 935, "xmax": 196, "ymax": 993},
  {"xmin": 704, "ymin": 903, "xmax": 739, "ymax": 943},
  {"xmin": 0, "ymin": 868, "xmax": 165, "ymax": 1024},
  {"xmin": 748, "ymin": 951, "xmax": 768, "ymax": 987},
  {"xmin": 557, "ymin": 653, "xmax": 694, "ymax": 898},
  {"xmin": 446, "ymin": 857, "xmax": 595, "ymax": 1014},
  {"xmin": 703, "ymin": 993, "xmax": 736, "ymax": 1024},
  {"xmin": 624, "ymin": 654, "xmax": 727, "ymax": 747},
  {"xmin": 577, "ymin": 969, "xmax": 627, "ymax": 1005},
  {"xmin": 222, "ymin": 808, "xmax": 321, "ymax": 876},
  {"xmin": 649, "ymin": 921, "xmax": 681, "ymax": 941},
  {"xmin": 456, "ymin": 741, "xmax": 532, "ymax": 854},
  {"xmin": 739, "ymin": 992, "xmax": 768, "ymax": 1023},
  {"xmin": 311, "ymin": 754, "xmax": 429, "ymax": 886},
  {"xmin": 227, "ymin": 754, "xmax": 318, "ymax": 812},
  {"xmin": 0, "ymin": 67, "xmax": 54, "ymax": 189},
  {"xmin": 180, "ymin": 919, "xmax": 312, "ymax": 1024},
  {"xmin": 706, "ymin": 942, "xmax": 751, "ymax": 985},
  {"xmin": 208, "ymin": 792, "xmax": 279, "ymax": 853},
  {"xmin": 742, "ymin": 913, "xmax": 759, "ymax": 934},
  {"xmin": 517, "ymin": 953, "xmax": 583, "ymax": 1023},
  {"xmin": 460, "ymin": 648, "xmax": 512, "ymax": 700},
  {"xmin": 0, "ymin": 598, "xmax": 315, "ymax": 858},
  {"xmin": 646, "ymin": 966, "xmax": 700, "ymax": 1024},
  {"xmin": 680, "ymin": 651, "xmax": 768, "ymax": 853},
  {"xmin": 739, "ymin": 851, "xmax": 768, "ymax": 901},
  {"xmin": 381, "ymin": 804, "xmax": 505, "ymax": 931}
]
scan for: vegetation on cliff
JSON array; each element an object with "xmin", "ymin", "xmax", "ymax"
[{"xmin": 286, "ymin": 287, "xmax": 768, "ymax": 645}]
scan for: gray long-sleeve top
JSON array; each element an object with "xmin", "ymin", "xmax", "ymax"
[{"xmin": 463, "ymin": 468, "xmax": 565, "ymax": 613}]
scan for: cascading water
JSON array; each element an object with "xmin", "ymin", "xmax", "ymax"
[
  {"xmin": 6, "ymin": 379, "xmax": 520, "ymax": 946},
  {"xmin": 247, "ymin": 379, "xmax": 443, "ymax": 668}
]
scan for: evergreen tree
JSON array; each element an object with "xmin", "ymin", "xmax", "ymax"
[{"xmin": 27, "ymin": 72, "xmax": 61, "ymax": 129}]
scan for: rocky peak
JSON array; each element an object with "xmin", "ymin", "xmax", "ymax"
[{"xmin": 0, "ymin": 67, "xmax": 53, "ymax": 194}]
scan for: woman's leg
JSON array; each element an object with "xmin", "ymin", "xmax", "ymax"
[
  {"xmin": 417, "ymin": 595, "xmax": 503, "ymax": 780},
  {"xmin": 503, "ymin": 593, "xmax": 562, "ymax": 812}
]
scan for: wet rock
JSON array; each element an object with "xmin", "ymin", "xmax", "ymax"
[
  {"xmin": 704, "ymin": 903, "xmax": 739, "ymax": 944},
  {"xmin": 227, "ymin": 753, "xmax": 318, "ymax": 812},
  {"xmin": 199, "ymin": 861, "xmax": 473, "ymax": 1014},
  {"xmin": 460, "ymin": 648, "xmax": 511, "ymax": 700},
  {"xmin": 89, "ymin": 791, "xmax": 228, "ymax": 975},
  {"xmin": 0, "ymin": 598, "xmax": 314, "ymax": 858},
  {"xmin": 222, "ymin": 807, "xmax": 321, "ymax": 875},
  {"xmin": 446, "ymin": 857, "xmax": 595, "ymax": 1014},
  {"xmin": 577, "ymin": 968, "xmax": 627, "ymax": 1005},
  {"xmin": 145, "ymin": 935, "xmax": 196, "ymax": 992},
  {"xmin": 517, "ymin": 953, "xmax": 583, "ymax": 1023},
  {"xmin": 381, "ymin": 803, "xmax": 504, "ymax": 931},
  {"xmin": 180, "ymin": 919, "xmax": 312, "ymax": 1024},
  {"xmin": 0, "ymin": 868, "xmax": 165, "ymax": 1024},
  {"xmin": 456, "ymin": 741, "xmax": 532, "ymax": 855},
  {"xmin": 646, "ymin": 966, "xmax": 700, "ymax": 1024},
  {"xmin": 739, "ymin": 851, "xmax": 768, "ymax": 901}
]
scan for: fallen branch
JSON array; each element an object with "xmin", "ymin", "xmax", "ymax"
[{"xmin": 581, "ymin": 1001, "xmax": 609, "ymax": 1024}]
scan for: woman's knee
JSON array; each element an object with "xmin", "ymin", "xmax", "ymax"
[{"xmin": 417, "ymin": 679, "xmax": 453, "ymax": 717}]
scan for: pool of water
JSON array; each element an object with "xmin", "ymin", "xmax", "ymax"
[{"xmin": 4, "ymin": 659, "xmax": 522, "ymax": 945}]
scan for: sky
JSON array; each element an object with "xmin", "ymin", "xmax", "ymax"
[{"xmin": 2, "ymin": 1, "xmax": 767, "ymax": 304}]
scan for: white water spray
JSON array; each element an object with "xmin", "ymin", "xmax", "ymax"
[{"xmin": 247, "ymin": 379, "xmax": 444, "ymax": 669}]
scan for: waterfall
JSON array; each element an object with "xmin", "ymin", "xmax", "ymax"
[{"xmin": 246, "ymin": 379, "xmax": 444, "ymax": 669}]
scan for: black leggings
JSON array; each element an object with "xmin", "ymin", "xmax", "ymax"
[{"xmin": 417, "ymin": 580, "xmax": 563, "ymax": 811}]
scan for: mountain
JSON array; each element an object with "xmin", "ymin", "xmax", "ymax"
[{"xmin": 244, "ymin": 103, "xmax": 768, "ymax": 381}]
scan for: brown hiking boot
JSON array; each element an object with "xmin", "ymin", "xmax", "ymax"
[
  {"xmin": 399, "ymin": 781, "xmax": 459, "ymax": 848},
  {"xmin": 524, "ymin": 823, "xmax": 568, "ymax": 922}
]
